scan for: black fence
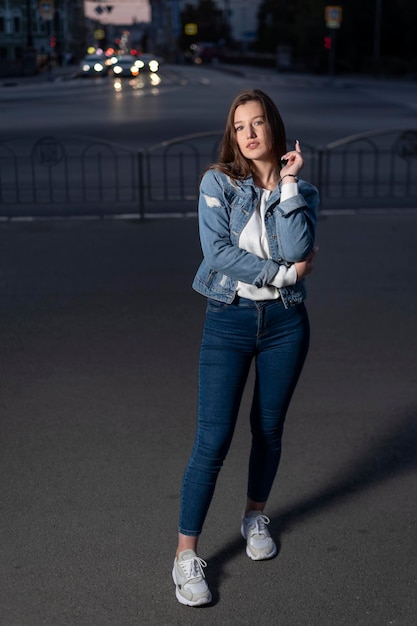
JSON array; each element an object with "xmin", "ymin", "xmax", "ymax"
[
  {"xmin": 0, "ymin": 135, "xmax": 143, "ymax": 219},
  {"xmin": 0, "ymin": 129, "xmax": 416, "ymax": 219}
]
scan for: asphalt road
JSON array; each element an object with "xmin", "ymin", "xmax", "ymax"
[
  {"xmin": 2, "ymin": 63, "xmax": 417, "ymax": 149},
  {"xmin": 1, "ymin": 209, "xmax": 416, "ymax": 625}
]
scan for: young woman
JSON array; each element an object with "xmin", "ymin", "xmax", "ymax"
[{"xmin": 172, "ymin": 89, "xmax": 319, "ymax": 606}]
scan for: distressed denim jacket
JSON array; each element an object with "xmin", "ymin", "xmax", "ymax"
[{"xmin": 192, "ymin": 168, "xmax": 319, "ymax": 307}]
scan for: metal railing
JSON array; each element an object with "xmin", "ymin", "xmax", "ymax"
[
  {"xmin": 143, "ymin": 132, "xmax": 318, "ymax": 215},
  {"xmin": 0, "ymin": 129, "xmax": 416, "ymax": 219},
  {"xmin": 316, "ymin": 128, "xmax": 417, "ymax": 209}
]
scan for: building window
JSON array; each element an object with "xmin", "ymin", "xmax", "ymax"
[
  {"xmin": 0, "ymin": 17, "xmax": 5, "ymax": 33},
  {"xmin": 0, "ymin": 47, "xmax": 7, "ymax": 61},
  {"xmin": 15, "ymin": 47, "xmax": 23, "ymax": 60},
  {"xmin": 37, "ymin": 17, "xmax": 48, "ymax": 34},
  {"xmin": 13, "ymin": 16, "xmax": 21, "ymax": 33}
]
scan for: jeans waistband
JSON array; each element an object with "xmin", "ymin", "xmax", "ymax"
[{"xmin": 232, "ymin": 295, "xmax": 283, "ymax": 307}]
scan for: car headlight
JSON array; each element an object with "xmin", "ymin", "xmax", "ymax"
[
  {"xmin": 94, "ymin": 63, "xmax": 104, "ymax": 72},
  {"xmin": 135, "ymin": 60, "xmax": 145, "ymax": 69},
  {"xmin": 82, "ymin": 64, "xmax": 90, "ymax": 72},
  {"xmin": 113, "ymin": 66, "xmax": 122, "ymax": 74},
  {"xmin": 148, "ymin": 60, "xmax": 159, "ymax": 72}
]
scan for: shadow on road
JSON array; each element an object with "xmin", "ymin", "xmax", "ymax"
[{"xmin": 207, "ymin": 411, "xmax": 417, "ymax": 603}]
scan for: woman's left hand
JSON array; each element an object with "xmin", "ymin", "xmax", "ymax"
[
  {"xmin": 294, "ymin": 246, "xmax": 318, "ymax": 279},
  {"xmin": 280, "ymin": 140, "xmax": 304, "ymax": 179}
]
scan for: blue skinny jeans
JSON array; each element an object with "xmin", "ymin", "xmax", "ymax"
[{"xmin": 178, "ymin": 296, "xmax": 310, "ymax": 536}]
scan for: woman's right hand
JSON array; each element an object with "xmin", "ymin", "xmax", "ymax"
[{"xmin": 294, "ymin": 247, "xmax": 318, "ymax": 279}]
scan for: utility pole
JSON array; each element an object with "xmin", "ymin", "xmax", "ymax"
[{"xmin": 25, "ymin": 0, "xmax": 33, "ymax": 46}]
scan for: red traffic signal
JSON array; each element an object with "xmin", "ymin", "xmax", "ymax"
[
  {"xmin": 50, "ymin": 35, "xmax": 56, "ymax": 48},
  {"xmin": 324, "ymin": 36, "xmax": 332, "ymax": 50}
]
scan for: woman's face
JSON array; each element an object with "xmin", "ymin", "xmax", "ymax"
[{"xmin": 233, "ymin": 100, "xmax": 272, "ymax": 162}]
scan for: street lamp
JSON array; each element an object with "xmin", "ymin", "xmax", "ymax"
[
  {"xmin": 373, "ymin": 0, "xmax": 382, "ymax": 63},
  {"xmin": 25, "ymin": 0, "xmax": 33, "ymax": 46}
]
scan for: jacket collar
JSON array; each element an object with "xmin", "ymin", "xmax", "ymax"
[{"xmin": 240, "ymin": 174, "xmax": 281, "ymax": 201}]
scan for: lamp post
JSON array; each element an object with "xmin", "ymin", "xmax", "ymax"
[
  {"xmin": 373, "ymin": 0, "xmax": 382, "ymax": 67},
  {"xmin": 224, "ymin": 0, "xmax": 230, "ymax": 32},
  {"xmin": 23, "ymin": 0, "xmax": 38, "ymax": 74},
  {"xmin": 324, "ymin": 6, "xmax": 342, "ymax": 83}
]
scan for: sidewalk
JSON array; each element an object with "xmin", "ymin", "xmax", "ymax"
[
  {"xmin": 0, "ymin": 212, "xmax": 416, "ymax": 625},
  {"xmin": 0, "ymin": 63, "xmax": 78, "ymax": 88}
]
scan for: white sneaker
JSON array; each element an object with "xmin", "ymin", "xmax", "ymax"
[
  {"xmin": 241, "ymin": 512, "xmax": 277, "ymax": 560},
  {"xmin": 172, "ymin": 549, "xmax": 212, "ymax": 606}
]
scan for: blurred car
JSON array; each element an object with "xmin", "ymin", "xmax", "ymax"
[
  {"xmin": 111, "ymin": 55, "xmax": 139, "ymax": 78},
  {"xmin": 79, "ymin": 55, "xmax": 109, "ymax": 77},
  {"xmin": 134, "ymin": 54, "xmax": 161, "ymax": 73}
]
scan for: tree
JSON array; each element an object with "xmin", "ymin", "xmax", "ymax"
[
  {"xmin": 256, "ymin": 0, "xmax": 322, "ymax": 70},
  {"xmin": 255, "ymin": 0, "xmax": 417, "ymax": 75}
]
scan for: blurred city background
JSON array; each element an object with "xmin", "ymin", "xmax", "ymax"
[{"xmin": 0, "ymin": 1, "xmax": 415, "ymax": 79}]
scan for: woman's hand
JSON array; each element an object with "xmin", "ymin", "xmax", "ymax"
[
  {"xmin": 280, "ymin": 140, "xmax": 304, "ymax": 181},
  {"xmin": 294, "ymin": 246, "xmax": 318, "ymax": 280}
]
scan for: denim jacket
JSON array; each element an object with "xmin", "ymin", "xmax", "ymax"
[{"xmin": 192, "ymin": 168, "xmax": 319, "ymax": 307}]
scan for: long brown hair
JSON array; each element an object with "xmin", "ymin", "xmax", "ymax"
[{"xmin": 212, "ymin": 89, "xmax": 287, "ymax": 180}]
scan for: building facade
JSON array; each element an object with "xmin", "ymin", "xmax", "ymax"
[
  {"xmin": 225, "ymin": 0, "xmax": 262, "ymax": 46},
  {"xmin": 148, "ymin": 0, "xmax": 262, "ymax": 58},
  {"xmin": 148, "ymin": 0, "xmax": 180, "ymax": 60},
  {"xmin": 0, "ymin": 0, "xmax": 86, "ymax": 76}
]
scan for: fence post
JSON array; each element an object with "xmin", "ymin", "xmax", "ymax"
[
  {"xmin": 137, "ymin": 149, "xmax": 145, "ymax": 220},
  {"xmin": 316, "ymin": 145, "xmax": 325, "ymax": 212}
]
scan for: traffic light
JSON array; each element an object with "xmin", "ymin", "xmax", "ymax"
[
  {"xmin": 50, "ymin": 35, "xmax": 56, "ymax": 48},
  {"xmin": 324, "ymin": 36, "xmax": 332, "ymax": 50}
]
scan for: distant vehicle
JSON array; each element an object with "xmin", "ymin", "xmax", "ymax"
[
  {"xmin": 111, "ymin": 55, "xmax": 139, "ymax": 78},
  {"xmin": 134, "ymin": 54, "xmax": 161, "ymax": 73},
  {"xmin": 79, "ymin": 55, "xmax": 109, "ymax": 77}
]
